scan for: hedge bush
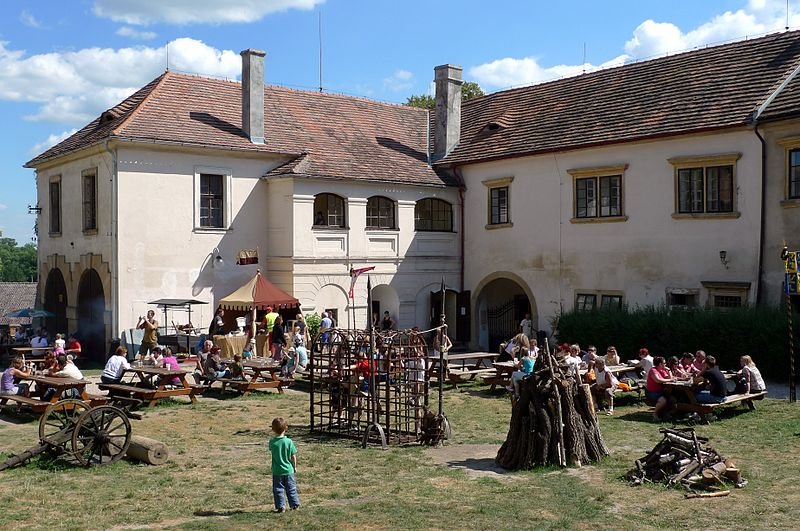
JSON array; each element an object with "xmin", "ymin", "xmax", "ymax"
[{"xmin": 554, "ymin": 305, "xmax": 797, "ymax": 381}]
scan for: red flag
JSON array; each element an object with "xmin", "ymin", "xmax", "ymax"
[{"xmin": 349, "ymin": 266, "xmax": 376, "ymax": 299}]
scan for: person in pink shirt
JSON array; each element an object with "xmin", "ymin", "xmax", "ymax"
[
  {"xmin": 692, "ymin": 350, "xmax": 707, "ymax": 373},
  {"xmin": 645, "ymin": 356, "xmax": 675, "ymax": 421}
]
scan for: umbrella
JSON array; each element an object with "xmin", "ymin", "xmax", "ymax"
[{"xmin": 4, "ymin": 308, "xmax": 56, "ymax": 319}]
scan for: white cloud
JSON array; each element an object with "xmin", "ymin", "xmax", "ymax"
[
  {"xmin": 20, "ymin": 10, "xmax": 42, "ymax": 29},
  {"xmin": 93, "ymin": 0, "xmax": 324, "ymax": 25},
  {"xmin": 0, "ymin": 38, "xmax": 240, "ymax": 124},
  {"xmin": 0, "ymin": 203, "xmax": 7, "ymax": 211},
  {"xmin": 471, "ymin": 0, "xmax": 800, "ymax": 90},
  {"xmin": 116, "ymin": 26, "xmax": 157, "ymax": 40},
  {"xmin": 470, "ymin": 55, "xmax": 626, "ymax": 89},
  {"xmin": 383, "ymin": 69, "xmax": 414, "ymax": 92},
  {"xmin": 29, "ymin": 129, "xmax": 79, "ymax": 156}
]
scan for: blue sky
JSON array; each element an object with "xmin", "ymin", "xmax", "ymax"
[{"xmin": 1, "ymin": 0, "xmax": 797, "ymax": 244}]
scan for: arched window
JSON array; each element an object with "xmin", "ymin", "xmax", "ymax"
[
  {"xmin": 415, "ymin": 198, "xmax": 453, "ymax": 232},
  {"xmin": 366, "ymin": 196, "xmax": 396, "ymax": 229},
  {"xmin": 313, "ymin": 193, "xmax": 346, "ymax": 228}
]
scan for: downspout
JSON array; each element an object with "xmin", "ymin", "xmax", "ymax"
[
  {"xmin": 455, "ymin": 169, "xmax": 465, "ymax": 293},
  {"xmin": 104, "ymin": 140, "xmax": 119, "ymax": 342},
  {"xmin": 749, "ymin": 58, "xmax": 800, "ymax": 304},
  {"xmin": 753, "ymin": 123, "xmax": 767, "ymax": 305}
]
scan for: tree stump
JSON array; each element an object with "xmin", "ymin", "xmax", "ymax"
[{"xmin": 495, "ymin": 350, "xmax": 609, "ymax": 471}]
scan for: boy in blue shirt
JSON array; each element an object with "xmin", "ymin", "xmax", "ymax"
[{"xmin": 269, "ymin": 417, "xmax": 300, "ymax": 512}]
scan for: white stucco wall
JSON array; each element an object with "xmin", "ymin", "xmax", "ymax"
[
  {"xmin": 115, "ymin": 145, "xmax": 287, "ymax": 333},
  {"xmin": 287, "ymin": 178, "xmax": 461, "ymax": 330},
  {"xmin": 757, "ymin": 118, "xmax": 800, "ymax": 305},
  {"xmin": 461, "ymin": 129, "xmax": 763, "ymax": 339}
]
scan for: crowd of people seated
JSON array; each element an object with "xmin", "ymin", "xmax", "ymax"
[{"xmin": 497, "ymin": 335, "xmax": 768, "ymax": 421}]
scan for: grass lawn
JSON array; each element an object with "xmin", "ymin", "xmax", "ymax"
[{"xmin": 0, "ymin": 383, "xmax": 799, "ymax": 530}]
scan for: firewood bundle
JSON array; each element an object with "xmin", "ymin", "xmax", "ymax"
[
  {"xmin": 495, "ymin": 346, "xmax": 609, "ymax": 470},
  {"xmin": 627, "ymin": 427, "xmax": 747, "ymax": 497}
]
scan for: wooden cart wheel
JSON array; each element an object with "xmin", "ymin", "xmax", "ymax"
[
  {"xmin": 39, "ymin": 399, "xmax": 91, "ymax": 448},
  {"xmin": 71, "ymin": 405, "xmax": 132, "ymax": 466}
]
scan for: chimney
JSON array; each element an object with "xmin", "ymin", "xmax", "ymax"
[
  {"xmin": 240, "ymin": 49, "xmax": 266, "ymax": 144},
  {"xmin": 433, "ymin": 64, "xmax": 463, "ymax": 161}
]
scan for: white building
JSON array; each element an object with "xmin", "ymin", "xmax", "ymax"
[
  {"xmin": 26, "ymin": 31, "xmax": 800, "ymax": 356},
  {"xmin": 27, "ymin": 51, "xmax": 464, "ymax": 360},
  {"xmin": 433, "ymin": 31, "xmax": 800, "ymax": 349}
]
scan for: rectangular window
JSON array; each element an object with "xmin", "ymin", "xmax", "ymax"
[
  {"xmin": 576, "ymin": 175, "xmax": 621, "ymax": 218},
  {"xmin": 49, "ymin": 179, "xmax": 61, "ymax": 234},
  {"xmin": 668, "ymin": 292, "xmax": 698, "ymax": 308},
  {"xmin": 702, "ymin": 281, "xmax": 749, "ymax": 309},
  {"xmin": 790, "ymin": 149, "xmax": 800, "ymax": 199},
  {"xmin": 200, "ymin": 173, "xmax": 224, "ymax": 228},
  {"xmin": 600, "ymin": 294, "xmax": 623, "ymax": 310},
  {"xmin": 489, "ymin": 186, "xmax": 508, "ymax": 225},
  {"xmin": 575, "ymin": 293, "xmax": 597, "ymax": 311},
  {"xmin": 713, "ymin": 295, "xmax": 742, "ymax": 308},
  {"xmin": 676, "ymin": 165, "xmax": 734, "ymax": 214},
  {"xmin": 82, "ymin": 169, "xmax": 97, "ymax": 232}
]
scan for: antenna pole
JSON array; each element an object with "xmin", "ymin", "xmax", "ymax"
[
  {"xmin": 318, "ymin": 10, "xmax": 323, "ymax": 92},
  {"xmin": 582, "ymin": 42, "xmax": 587, "ymax": 74},
  {"xmin": 166, "ymin": 42, "xmax": 170, "ymax": 71},
  {"xmin": 788, "ymin": 0, "xmax": 791, "ymax": 31}
]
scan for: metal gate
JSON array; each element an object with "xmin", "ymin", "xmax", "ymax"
[{"xmin": 487, "ymin": 300, "xmax": 517, "ymax": 351}]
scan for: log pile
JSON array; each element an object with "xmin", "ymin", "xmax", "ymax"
[
  {"xmin": 495, "ymin": 343, "xmax": 609, "ymax": 470},
  {"xmin": 627, "ymin": 427, "xmax": 747, "ymax": 497}
]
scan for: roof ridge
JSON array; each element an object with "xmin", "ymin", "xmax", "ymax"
[
  {"xmin": 475, "ymin": 29, "xmax": 799, "ymax": 103},
  {"xmin": 112, "ymin": 71, "xmax": 170, "ymax": 136}
]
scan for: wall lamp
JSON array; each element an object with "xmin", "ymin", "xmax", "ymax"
[
  {"xmin": 719, "ymin": 250, "xmax": 729, "ymax": 269},
  {"xmin": 212, "ymin": 247, "xmax": 224, "ymax": 268}
]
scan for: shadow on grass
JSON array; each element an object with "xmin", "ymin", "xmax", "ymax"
[
  {"xmin": 444, "ymin": 456, "xmax": 512, "ymax": 475},
  {"xmin": 0, "ymin": 411, "xmax": 37, "ymax": 424}
]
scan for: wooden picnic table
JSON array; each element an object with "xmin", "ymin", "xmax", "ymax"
[
  {"xmin": 427, "ymin": 351, "xmax": 499, "ymax": 379},
  {"xmin": 0, "ymin": 374, "xmax": 107, "ymax": 414},
  {"xmin": 98, "ymin": 366, "xmax": 203, "ymax": 408},
  {"xmin": 200, "ymin": 359, "xmax": 284, "ymax": 396},
  {"xmin": 242, "ymin": 360, "xmax": 285, "ymax": 394},
  {"xmin": 662, "ymin": 373, "xmax": 766, "ymax": 416}
]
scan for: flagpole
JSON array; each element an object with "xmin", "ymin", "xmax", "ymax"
[{"xmin": 363, "ymin": 274, "xmax": 386, "ymax": 448}]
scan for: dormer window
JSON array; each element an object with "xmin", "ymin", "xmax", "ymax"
[{"xmin": 100, "ymin": 110, "xmax": 119, "ymax": 124}]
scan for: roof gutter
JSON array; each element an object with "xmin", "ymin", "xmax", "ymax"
[{"xmin": 749, "ymin": 58, "xmax": 800, "ymax": 304}]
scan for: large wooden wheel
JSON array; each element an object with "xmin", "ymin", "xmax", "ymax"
[
  {"xmin": 71, "ymin": 405, "xmax": 132, "ymax": 466},
  {"xmin": 39, "ymin": 399, "xmax": 91, "ymax": 448}
]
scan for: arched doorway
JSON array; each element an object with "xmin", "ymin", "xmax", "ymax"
[
  {"xmin": 43, "ymin": 268, "xmax": 68, "ymax": 337},
  {"xmin": 77, "ymin": 269, "xmax": 106, "ymax": 361},
  {"xmin": 371, "ymin": 284, "xmax": 399, "ymax": 329},
  {"xmin": 475, "ymin": 275, "xmax": 533, "ymax": 351}
]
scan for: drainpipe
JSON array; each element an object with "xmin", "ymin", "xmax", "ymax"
[
  {"xmin": 104, "ymin": 140, "xmax": 119, "ymax": 342},
  {"xmin": 455, "ymin": 169, "xmax": 466, "ymax": 293},
  {"xmin": 754, "ymin": 124, "xmax": 767, "ymax": 305}
]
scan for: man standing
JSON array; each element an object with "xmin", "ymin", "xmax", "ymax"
[
  {"xmin": 319, "ymin": 311, "xmax": 333, "ymax": 346},
  {"xmin": 263, "ymin": 306, "xmax": 279, "ymax": 352},
  {"xmin": 519, "ymin": 312, "xmax": 533, "ymax": 340},
  {"xmin": 137, "ymin": 310, "xmax": 159, "ymax": 358}
]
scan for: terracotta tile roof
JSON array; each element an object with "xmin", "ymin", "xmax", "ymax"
[
  {"xmin": 26, "ymin": 72, "xmax": 452, "ymax": 187},
  {"xmin": 0, "ymin": 282, "xmax": 37, "ymax": 326},
  {"xmin": 439, "ymin": 30, "xmax": 800, "ymax": 167}
]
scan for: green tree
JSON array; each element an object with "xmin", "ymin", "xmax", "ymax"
[
  {"xmin": 0, "ymin": 238, "xmax": 37, "ymax": 282},
  {"xmin": 404, "ymin": 81, "xmax": 485, "ymax": 109}
]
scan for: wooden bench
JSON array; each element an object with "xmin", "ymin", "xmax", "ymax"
[
  {"xmin": 199, "ymin": 376, "xmax": 282, "ymax": 397},
  {"xmin": 482, "ymin": 373, "xmax": 511, "ymax": 392},
  {"xmin": 676, "ymin": 391, "xmax": 768, "ymax": 415},
  {"xmin": 0, "ymin": 394, "xmax": 52, "ymax": 413},
  {"xmin": 448, "ymin": 368, "xmax": 496, "ymax": 389},
  {"xmin": 98, "ymin": 383, "xmax": 158, "ymax": 399}
]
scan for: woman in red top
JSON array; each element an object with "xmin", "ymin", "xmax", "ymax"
[{"xmin": 645, "ymin": 356, "xmax": 674, "ymax": 421}]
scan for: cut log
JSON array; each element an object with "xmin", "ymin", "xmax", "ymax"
[
  {"xmin": 685, "ymin": 490, "xmax": 731, "ymax": 499},
  {"xmin": 125, "ymin": 435, "xmax": 169, "ymax": 465}
]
